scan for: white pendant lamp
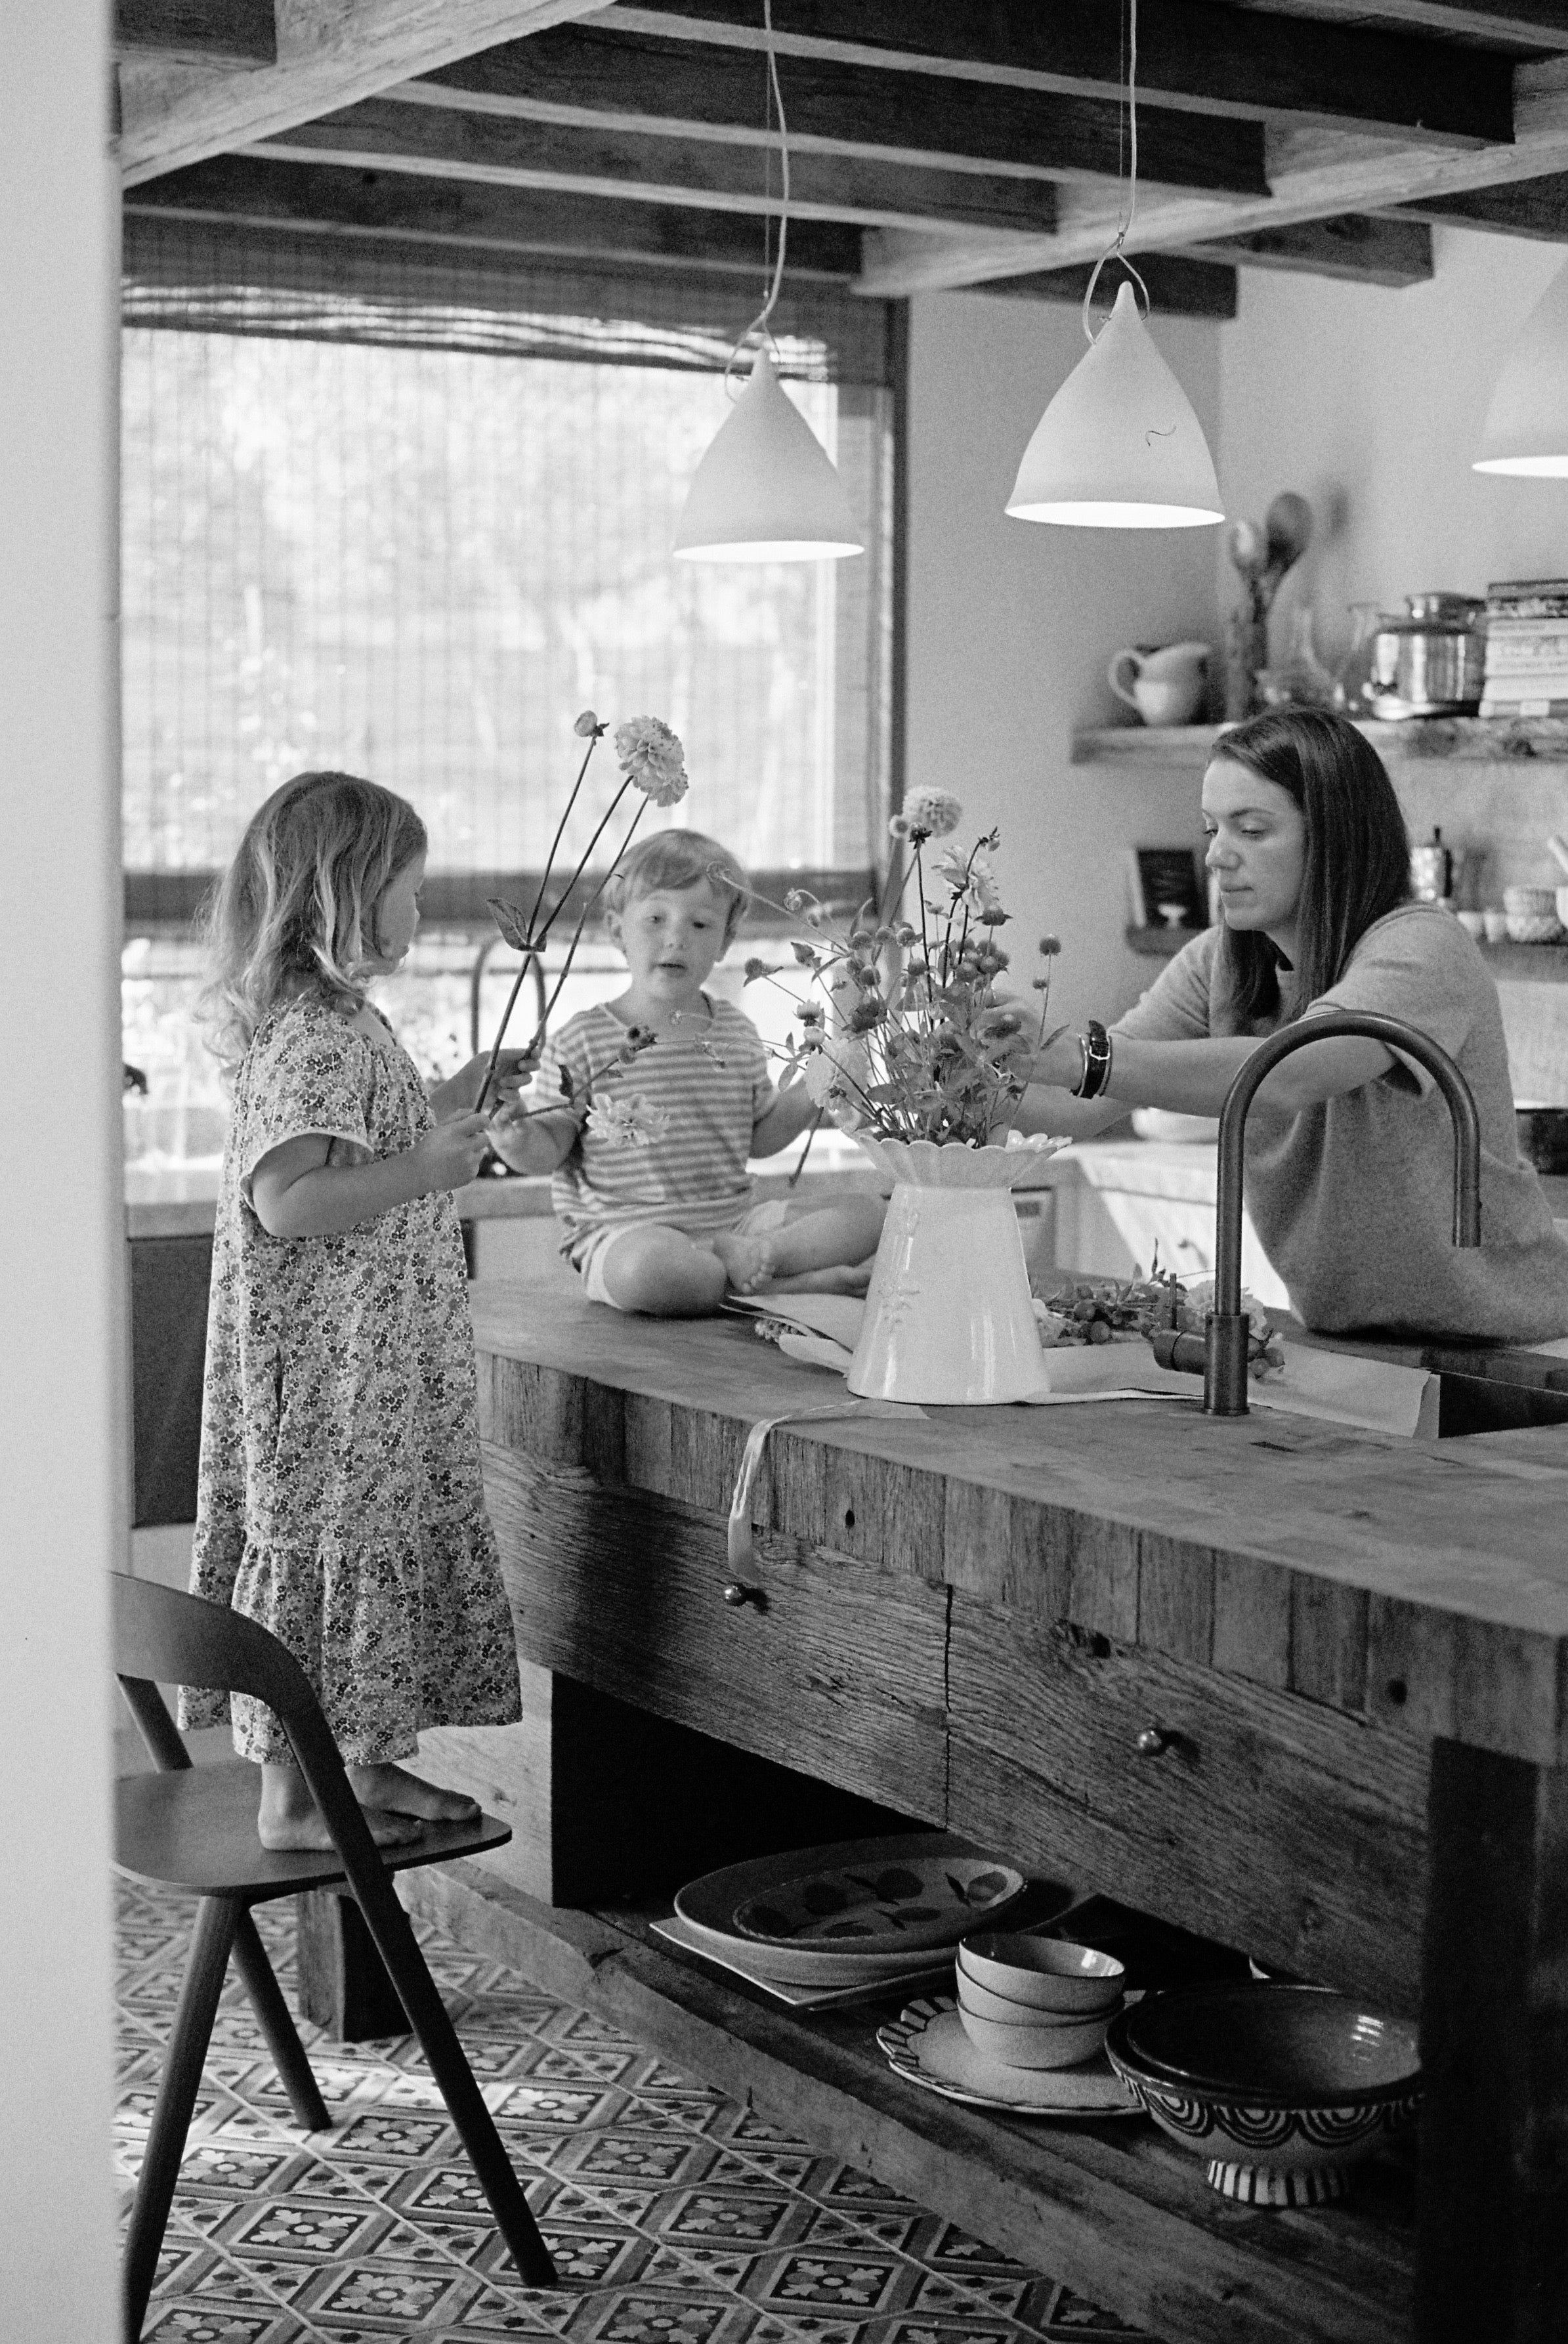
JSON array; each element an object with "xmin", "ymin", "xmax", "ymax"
[
  {"xmin": 673, "ymin": 345, "xmax": 862, "ymax": 561},
  {"xmin": 1006, "ymin": 0, "xmax": 1223, "ymax": 532},
  {"xmin": 672, "ymin": 0, "xmax": 863, "ymax": 565},
  {"xmin": 1473, "ymin": 259, "xmax": 1568, "ymax": 476}
]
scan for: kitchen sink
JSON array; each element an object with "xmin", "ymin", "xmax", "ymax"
[{"xmin": 1435, "ymin": 1364, "xmax": 1568, "ymax": 1437}]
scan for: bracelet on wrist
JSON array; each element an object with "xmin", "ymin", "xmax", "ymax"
[{"xmin": 1072, "ymin": 1019, "xmax": 1113, "ymax": 1101}]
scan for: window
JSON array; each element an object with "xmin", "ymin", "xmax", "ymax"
[{"xmin": 120, "ymin": 221, "xmax": 899, "ymax": 1145}]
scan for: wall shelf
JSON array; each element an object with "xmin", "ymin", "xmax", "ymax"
[{"xmin": 1074, "ymin": 715, "xmax": 1568, "ymax": 769}]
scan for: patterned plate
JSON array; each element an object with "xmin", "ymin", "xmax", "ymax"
[
  {"xmin": 876, "ymin": 1997, "xmax": 1142, "ymax": 2120},
  {"xmin": 734, "ymin": 1852, "xmax": 1026, "ymax": 1950}
]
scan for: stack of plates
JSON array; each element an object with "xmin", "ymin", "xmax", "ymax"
[{"xmin": 669, "ymin": 1832, "xmax": 1032, "ymax": 1997}]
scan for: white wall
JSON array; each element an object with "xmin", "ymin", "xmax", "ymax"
[
  {"xmin": 904, "ymin": 291, "xmax": 1223, "ymax": 1027},
  {"xmin": 1216, "ymin": 226, "xmax": 1568, "ymax": 672},
  {"xmin": 0, "ymin": 8, "xmax": 121, "ymax": 2339},
  {"xmin": 1216, "ymin": 228, "xmax": 1568, "ymax": 1101}
]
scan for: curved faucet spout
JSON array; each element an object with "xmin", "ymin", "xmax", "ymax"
[{"xmin": 1206, "ymin": 1010, "xmax": 1483, "ymax": 1417}]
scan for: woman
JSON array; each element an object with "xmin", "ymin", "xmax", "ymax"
[{"xmin": 1021, "ymin": 707, "xmax": 1568, "ymax": 1340}]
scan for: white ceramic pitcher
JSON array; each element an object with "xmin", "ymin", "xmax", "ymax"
[{"xmin": 1108, "ymin": 640, "xmax": 1210, "ymax": 727}]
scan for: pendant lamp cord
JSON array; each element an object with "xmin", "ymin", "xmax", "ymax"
[
  {"xmin": 724, "ymin": 0, "xmax": 790, "ymax": 393},
  {"xmin": 1082, "ymin": 0, "xmax": 1149, "ymax": 340}
]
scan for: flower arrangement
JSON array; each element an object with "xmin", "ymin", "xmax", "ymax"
[
  {"xmin": 1036, "ymin": 1269, "xmax": 1285, "ymax": 1380},
  {"xmin": 475, "ymin": 711, "xmax": 689, "ymax": 1109},
  {"xmin": 744, "ymin": 788, "xmax": 1062, "ymax": 1147}
]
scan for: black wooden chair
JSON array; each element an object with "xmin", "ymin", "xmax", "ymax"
[{"xmin": 112, "ymin": 1571, "xmax": 557, "ymax": 2343}]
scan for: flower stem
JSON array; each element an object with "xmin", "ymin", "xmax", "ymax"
[
  {"xmin": 532, "ymin": 777, "xmax": 635, "ymax": 952},
  {"xmin": 525, "ymin": 795, "xmax": 649, "ymax": 1052},
  {"xmin": 527, "ymin": 732, "xmax": 601, "ymax": 943},
  {"xmin": 474, "ymin": 950, "xmax": 540, "ymax": 1113}
]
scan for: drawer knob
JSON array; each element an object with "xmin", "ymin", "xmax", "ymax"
[
  {"xmin": 1135, "ymin": 1724, "xmax": 1170, "ymax": 1757},
  {"xmin": 722, "ymin": 1581, "xmax": 757, "ymax": 1609}
]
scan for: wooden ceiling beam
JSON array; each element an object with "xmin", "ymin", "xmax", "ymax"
[
  {"xmin": 251, "ymin": 93, "xmax": 1059, "ymax": 236},
  {"xmin": 1175, "ymin": 212, "xmax": 1435, "ymax": 288},
  {"xmin": 125, "ymin": 151, "xmax": 862, "ymax": 274},
  {"xmin": 118, "ymin": 0, "xmax": 610, "ymax": 186},
  {"xmin": 856, "ymin": 53, "xmax": 1568, "ymax": 294},
  {"xmin": 595, "ymin": 0, "xmax": 1514, "ymax": 150},
  {"xmin": 1395, "ymin": 169, "xmax": 1568, "ymax": 234},
  {"xmin": 1242, "ymin": 3, "xmax": 1568, "ymax": 51},
  {"xmin": 417, "ymin": 24, "xmax": 1271, "ymax": 197},
  {"xmin": 975, "ymin": 253, "xmax": 1237, "ymax": 320},
  {"xmin": 116, "ymin": 1, "xmax": 277, "ymax": 69}
]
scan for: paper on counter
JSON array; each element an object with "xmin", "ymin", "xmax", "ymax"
[{"xmin": 1251, "ymin": 1341, "xmax": 1437, "ymax": 1438}]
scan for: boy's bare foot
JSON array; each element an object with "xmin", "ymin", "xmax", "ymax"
[
  {"xmin": 761, "ymin": 1261, "xmax": 875, "ymax": 1297},
  {"xmin": 347, "ymin": 1762, "xmax": 482, "ymax": 1825},
  {"xmin": 257, "ymin": 1760, "xmax": 425, "ymax": 1852},
  {"xmin": 711, "ymin": 1228, "xmax": 777, "ymax": 1294}
]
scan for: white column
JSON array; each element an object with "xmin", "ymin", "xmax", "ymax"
[{"xmin": 0, "ymin": 4, "xmax": 121, "ymax": 2337}]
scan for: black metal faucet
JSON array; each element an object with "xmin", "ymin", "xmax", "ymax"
[{"xmin": 1152, "ymin": 1011, "xmax": 1483, "ymax": 1416}]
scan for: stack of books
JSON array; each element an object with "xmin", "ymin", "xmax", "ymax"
[{"xmin": 1481, "ymin": 579, "xmax": 1568, "ymax": 717}]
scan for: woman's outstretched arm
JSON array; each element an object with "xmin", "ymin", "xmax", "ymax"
[{"xmin": 1017, "ymin": 1025, "xmax": 1395, "ymax": 1131}]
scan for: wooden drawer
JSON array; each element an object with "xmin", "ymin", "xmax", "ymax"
[
  {"xmin": 481, "ymin": 1440, "xmax": 948, "ymax": 1820},
  {"xmin": 947, "ymin": 1594, "xmax": 1429, "ymax": 2013}
]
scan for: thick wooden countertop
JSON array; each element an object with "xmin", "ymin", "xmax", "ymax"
[{"xmin": 471, "ymin": 1278, "xmax": 1568, "ymax": 1768}]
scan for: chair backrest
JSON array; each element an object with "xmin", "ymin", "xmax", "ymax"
[{"xmin": 111, "ymin": 1573, "xmax": 365, "ymax": 1854}]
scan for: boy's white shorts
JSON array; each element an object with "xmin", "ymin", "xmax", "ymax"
[{"xmin": 577, "ymin": 1199, "xmax": 791, "ymax": 1308}]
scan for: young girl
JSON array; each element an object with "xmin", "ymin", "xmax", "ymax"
[
  {"xmin": 492, "ymin": 830, "xmax": 885, "ymax": 1315},
  {"xmin": 184, "ymin": 771, "xmax": 530, "ymax": 1850},
  {"xmin": 1020, "ymin": 708, "xmax": 1568, "ymax": 1340}
]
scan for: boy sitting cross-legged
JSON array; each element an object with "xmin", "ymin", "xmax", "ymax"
[{"xmin": 490, "ymin": 830, "xmax": 885, "ymax": 1316}]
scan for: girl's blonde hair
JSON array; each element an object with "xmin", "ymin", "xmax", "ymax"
[
  {"xmin": 603, "ymin": 829, "xmax": 750, "ymax": 947},
  {"xmin": 199, "ymin": 771, "xmax": 427, "ymax": 1071}
]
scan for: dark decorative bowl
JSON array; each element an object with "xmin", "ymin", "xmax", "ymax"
[{"xmin": 1105, "ymin": 1984, "xmax": 1421, "ymax": 2207}]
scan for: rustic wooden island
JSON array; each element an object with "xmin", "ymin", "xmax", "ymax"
[{"xmin": 400, "ymin": 1277, "xmax": 1568, "ymax": 2344}]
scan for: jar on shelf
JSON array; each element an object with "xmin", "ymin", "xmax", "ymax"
[
  {"xmin": 1337, "ymin": 602, "xmax": 1390, "ymax": 716},
  {"xmin": 1256, "ymin": 607, "xmax": 1342, "ymax": 711}
]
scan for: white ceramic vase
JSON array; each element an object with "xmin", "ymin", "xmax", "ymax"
[{"xmin": 846, "ymin": 1135, "xmax": 1067, "ymax": 1405}]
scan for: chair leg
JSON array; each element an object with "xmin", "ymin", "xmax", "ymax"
[
  {"xmin": 123, "ymin": 1895, "xmax": 240, "ymax": 2344},
  {"xmin": 349, "ymin": 1887, "xmax": 557, "ymax": 2286},
  {"xmin": 231, "ymin": 1911, "xmax": 331, "ymax": 2132}
]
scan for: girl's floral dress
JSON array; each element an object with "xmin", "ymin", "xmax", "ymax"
[{"xmin": 182, "ymin": 994, "xmax": 521, "ymax": 1764}]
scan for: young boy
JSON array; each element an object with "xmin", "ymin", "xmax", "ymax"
[{"xmin": 491, "ymin": 830, "xmax": 885, "ymax": 1315}]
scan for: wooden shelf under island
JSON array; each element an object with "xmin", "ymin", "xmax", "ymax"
[{"xmin": 1126, "ymin": 926, "xmax": 1568, "ymax": 979}]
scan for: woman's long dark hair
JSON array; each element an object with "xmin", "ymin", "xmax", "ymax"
[{"xmin": 1213, "ymin": 708, "xmax": 1410, "ymax": 1029}]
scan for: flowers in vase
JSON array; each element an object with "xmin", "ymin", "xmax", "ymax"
[
  {"xmin": 476, "ymin": 710, "xmax": 689, "ymax": 1107},
  {"xmin": 745, "ymin": 796, "xmax": 1062, "ymax": 1147}
]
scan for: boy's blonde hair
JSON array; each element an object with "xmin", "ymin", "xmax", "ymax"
[
  {"xmin": 603, "ymin": 829, "xmax": 750, "ymax": 947},
  {"xmin": 199, "ymin": 771, "xmax": 427, "ymax": 1071}
]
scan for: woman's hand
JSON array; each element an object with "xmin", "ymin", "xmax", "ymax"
[
  {"xmin": 410, "ymin": 1111, "xmax": 494, "ymax": 1193},
  {"xmin": 1022, "ymin": 1025, "xmax": 1083, "ymax": 1092},
  {"xmin": 430, "ymin": 1049, "xmax": 536, "ymax": 1120}
]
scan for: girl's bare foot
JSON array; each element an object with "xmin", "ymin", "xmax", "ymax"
[
  {"xmin": 762, "ymin": 1261, "xmax": 875, "ymax": 1296},
  {"xmin": 711, "ymin": 1229, "xmax": 776, "ymax": 1294},
  {"xmin": 347, "ymin": 1762, "xmax": 481, "ymax": 1825},
  {"xmin": 257, "ymin": 1758, "xmax": 424, "ymax": 1852}
]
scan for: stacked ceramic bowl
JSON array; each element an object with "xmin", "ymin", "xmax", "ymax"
[
  {"xmin": 955, "ymin": 1930, "xmax": 1126, "ymax": 2069},
  {"xmin": 1504, "ymin": 884, "xmax": 1564, "ymax": 944}
]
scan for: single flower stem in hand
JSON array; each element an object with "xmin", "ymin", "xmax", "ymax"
[{"xmin": 475, "ymin": 952, "xmax": 540, "ymax": 1114}]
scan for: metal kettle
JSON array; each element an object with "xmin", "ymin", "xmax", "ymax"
[{"xmin": 1366, "ymin": 593, "xmax": 1486, "ymax": 719}]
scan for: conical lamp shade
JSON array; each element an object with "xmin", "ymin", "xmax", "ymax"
[
  {"xmin": 1474, "ymin": 259, "xmax": 1568, "ymax": 475},
  {"xmin": 673, "ymin": 346, "xmax": 864, "ymax": 561},
  {"xmin": 1007, "ymin": 281, "xmax": 1223, "ymax": 529}
]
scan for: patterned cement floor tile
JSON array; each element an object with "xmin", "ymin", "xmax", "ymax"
[{"xmin": 117, "ymin": 1879, "xmax": 1153, "ymax": 2344}]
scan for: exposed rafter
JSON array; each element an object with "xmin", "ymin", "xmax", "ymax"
[
  {"xmin": 251, "ymin": 94, "xmax": 1060, "ymax": 236},
  {"xmin": 977, "ymin": 253, "xmax": 1237, "ymax": 319},
  {"xmin": 1177, "ymin": 212, "xmax": 1435, "ymax": 288},
  {"xmin": 1397, "ymin": 169, "xmax": 1568, "ymax": 236},
  {"xmin": 116, "ymin": 0, "xmax": 277, "ymax": 68},
  {"xmin": 125, "ymin": 152, "xmax": 862, "ymax": 275},
  {"xmin": 594, "ymin": 0, "xmax": 1515, "ymax": 148},
  {"xmin": 416, "ymin": 25, "xmax": 1271, "ymax": 198},
  {"xmin": 856, "ymin": 54, "xmax": 1568, "ymax": 295},
  {"xmin": 117, "ymin": 0, "xmax": 609, "ymax": 185}
]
